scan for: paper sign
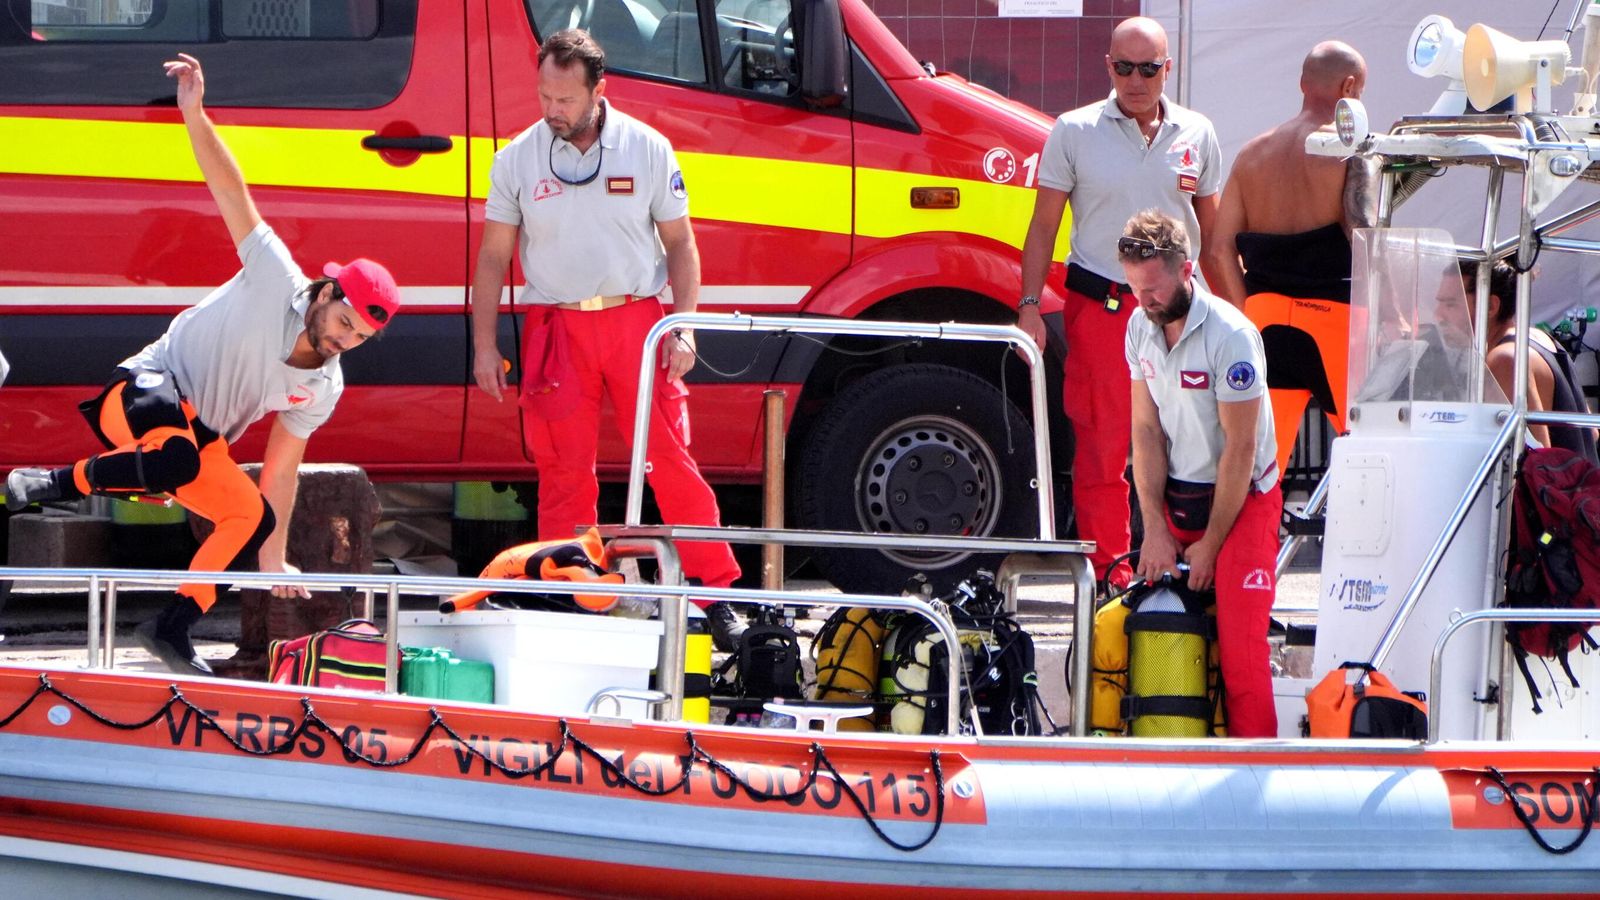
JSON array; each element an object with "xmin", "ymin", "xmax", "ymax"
[{"xmin": 998, "ymin": 0, "xmax": 1082, "ymax": 17}]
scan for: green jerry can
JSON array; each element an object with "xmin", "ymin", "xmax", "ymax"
[{"xmin": 400, "ymin": 647, "xmax": 495, "ymax": 704}]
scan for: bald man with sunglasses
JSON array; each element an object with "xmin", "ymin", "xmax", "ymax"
[{"xmin": 1018, "ymin": 16, "xmax": 1224, "ymax": 591}]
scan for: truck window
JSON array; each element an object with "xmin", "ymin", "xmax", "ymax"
[
  {"xmin": 713, "ymin": 0, "xmax": 796, "ymax": 97},
  {"xmin": 525, "ymin": 0, "xmax": 708, "ymax": 85},
  {"xmin": 0, "ymin": 0, "xmax": 412, "ymax": 108}
]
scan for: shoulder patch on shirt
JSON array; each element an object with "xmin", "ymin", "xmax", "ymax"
[
  {"xmin": 670, "ymin": 170, "xmax": 686, "ymax": 199},
  {"xmin": 606, "ymin": 176, "xmax": 634, "ymax": 195},
  {"xmin": 1180, "ymin": 370, "xmax": 1209, "ymax": 389},
  {"xmin": 133, "ymin": 371, "xmax": 165, "ymax": 390},
  {"xmin": 1226, "ymin": 361, "xmax": 1256, "ymax": 390}
]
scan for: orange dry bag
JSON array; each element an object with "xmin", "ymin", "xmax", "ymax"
[{"xmin": 1305, "ymin": 662, "xmax": 1428, "ymax": 739}]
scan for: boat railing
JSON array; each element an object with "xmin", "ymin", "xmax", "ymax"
[
  {"xmin": 0, "ymin": 558, "xmax": 975, "ymax": 734},
  {"xmin": 1428, "ymin": 607, "xmax": 1600, "ymax": 743},
  {"xmin": 622, "ymin": 313, "xmax": 1060, "ymax": 537},
  {"xmin": 612, "ymin": 312, "xmax": 1102, "ymax": 735}
]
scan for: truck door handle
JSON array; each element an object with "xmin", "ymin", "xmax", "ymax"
[{"xmin": 361, "ymin": 135, "xmax": 453, "ymax": 153}]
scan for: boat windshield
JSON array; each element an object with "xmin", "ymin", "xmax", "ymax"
[{"xmin": 1349, "ymin": 227, "xmax": 1508, "ymax": 407}]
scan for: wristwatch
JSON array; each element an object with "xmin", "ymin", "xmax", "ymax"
[{"xmin": 1018, "ymin": 295, "xmax": 1040, "ymax": 309}]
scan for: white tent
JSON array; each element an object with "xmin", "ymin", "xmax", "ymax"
[{"xmin": 1150, "ymin": 0, "xmax": 1600, "ymax": 327}]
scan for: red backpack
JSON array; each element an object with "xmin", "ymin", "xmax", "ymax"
[{"xmin": 1505, "ymin": 447, "xmax": 1600, "ymax": 712}]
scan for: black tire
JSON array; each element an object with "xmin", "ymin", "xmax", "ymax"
[{"xmin": 795, "ymin": 363, "xmax": 1041, "ymax": 594}]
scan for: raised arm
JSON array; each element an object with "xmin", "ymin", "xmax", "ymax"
[{"xmin": 164, "ymin": 53, "xmax": 262, "ymax": 248}]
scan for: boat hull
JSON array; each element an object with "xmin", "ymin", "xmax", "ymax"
[{"xmin": 0, "ymin": 666, "xmax": 1593, "ymax": 898}]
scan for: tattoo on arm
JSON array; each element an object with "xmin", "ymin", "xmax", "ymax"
[{"xmin": 1343, "ymin": 157, "xmax": 1380, "ymax": 230}]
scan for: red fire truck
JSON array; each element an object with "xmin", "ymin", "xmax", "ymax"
[{"xmin": 0, "ymin": 0, "xmax": 1070, "ymax": 592}]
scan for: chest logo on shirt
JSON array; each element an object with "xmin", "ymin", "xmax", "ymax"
[
  {"xmin": 1226, "ymin": 361, "xmax": 1256, "ymax": 390},
  {"xmin": 287, "ymin": 387, "xmax": 313, "ymax": 406},
  {"xmin": 1180, "ymin": 370, "xmax": 1209, "ymax": 389},
  {"xmin": 533, "ymin": 178, "xmax": 564, "ymax": 202},
  {"xmin": 1140, "ymin": 358, "xmax": 1157, "ymax": 380},
  {"xmin": 1177, "ymin": 172, "xmax": 1199, "ymax": 194},
  {"xmin": 606, "ymin": 176, "xmax": 634, "ymax": 195}
]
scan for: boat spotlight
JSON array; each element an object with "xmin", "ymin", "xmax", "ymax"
[
  {"xmin": 1462, "ymin": 23, "xmax": 1572, "ymax": 114},
  {"xmin": 1407, "ymin": 15, "xmax": 1468, "ymax": 115},
  {"xmin": 1334, "ymin": 97, "xmax": 1370, "ymax": 151}
]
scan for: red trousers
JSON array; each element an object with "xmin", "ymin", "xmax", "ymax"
[
  {"xmin": 522, "ymin": 298, "xmax": 740, "ymax": 589},
  {"xmin": 1166, "ymin": 484, "xmax": 1282, "ymax": 738},
  {"xmin": 1063, "ymin": 286, "xmax": 1134, "ymax": 587}
]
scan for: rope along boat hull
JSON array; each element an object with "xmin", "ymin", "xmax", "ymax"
[{"xmin": 0, "ymin": 667, "xmax": 1593, "ymax": 898}]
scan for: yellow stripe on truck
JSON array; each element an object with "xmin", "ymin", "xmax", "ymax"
[
  {"xmin": 676, "ymin": 151, "xmax": 853, "ymax": 236},
  {"xmin": 6, "ymin": 117, "xmax": 1066, "ymax": 257},
  {"xmin": 1, "ymin": 116, "xmax": 467, "ymax": 197},
  {"xmin": 856, "ymin": 166, "xmax": 1072, "ymax": 257}
]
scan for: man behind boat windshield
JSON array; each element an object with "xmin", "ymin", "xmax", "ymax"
[{"xmin": 5, "ymin": 55, "xmax": 401, "ymax": 676}]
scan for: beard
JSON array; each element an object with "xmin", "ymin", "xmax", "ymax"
[
  {"xmin": 547, "ymin": 102, "xmax": 598, "ymax": 142},
  {"xmin": 304, "ymin": 300, "xmax": 341, "ymax": 360},
  {"xmin": 1145, "ymin": 281, "xmax": 1193, "ymax": 326}
]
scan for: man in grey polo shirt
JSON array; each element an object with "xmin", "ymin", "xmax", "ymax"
[
  {"xmin": 469, "ymin": 29, "xmax": 744, "ymax": 648},
  {"xmin": 5, "ymin": 54, "xmax": 400, "ymax": 676},
  {"xmin": 1122, "ymin": 209, "xmax": 1281, "ymax": 738},
  {"xmin": 1018, "ymin": 16, "xmax": 1223, "ymax": 592}
]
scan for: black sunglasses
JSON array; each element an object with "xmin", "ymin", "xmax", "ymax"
[
  {"xmin": 1111, "ymin": 58, "xmax": 1167, "ymax": 78},
  {"xmin": 1117, "ymin": 236, "xmax": 1182, "ymax": 260},
  {"xmin": 549, "ymin": 132, "xmax": 603, "ymax": 186}
]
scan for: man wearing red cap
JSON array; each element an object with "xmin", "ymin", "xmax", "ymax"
[{"xmin": 5, "ymin": 54, "xmax": 400, "ymax": 675}]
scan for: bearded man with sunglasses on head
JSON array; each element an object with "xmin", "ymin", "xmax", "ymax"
[
  {"xmin": 1018, "ymin": 16, "xmax": 1224, "ymax": 592},
  {"xmin": 1121, "ymin": 210, "xmax": 1281, "ymax": 738},
  {"xmin": 469, "ymin": 29, "xmax": 744, "ymax": 648}
]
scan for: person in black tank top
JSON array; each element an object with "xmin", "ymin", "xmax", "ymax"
[{"xmin": 1459, "ymin": 260, "xmax": 1598, "ymax": 462}]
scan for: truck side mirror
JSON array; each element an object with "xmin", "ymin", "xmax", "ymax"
[{"xmin": 796, "ymin": 0, "xmax": 847, "ymax": 108}]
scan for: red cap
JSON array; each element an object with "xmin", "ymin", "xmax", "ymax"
[{"xmin": 322, "ymin": 259, "xmax": 399, "ymax": 331}]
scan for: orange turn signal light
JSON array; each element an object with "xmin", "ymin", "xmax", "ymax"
[{"xmin": 910, "ymin": 187, "xmax": 960, "ymax": 209}]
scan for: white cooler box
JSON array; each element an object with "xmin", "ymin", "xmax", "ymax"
[{"xmin": 397, "ymin": 610, "xmax": 664, "ymax": 718}]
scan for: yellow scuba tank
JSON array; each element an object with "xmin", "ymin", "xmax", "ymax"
[
  {"xmin": 814, "ymin": 607, "xmax": 885, "ymax": 732},
  {"xmin": 1123, "ymin": 581, "xmax": 1214, "ymax": 738},
  {"xmin": 1089, "ymin": 597, "xmax": 1133, "ymax": 735},
  {"xmin": 684, "ymin": 605, "xmax": 713, "ymax": 724}
]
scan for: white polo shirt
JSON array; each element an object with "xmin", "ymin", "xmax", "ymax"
[
  {"xmin": 1038, "ymin": 93, "xmax": 1221, "ymax": 283},
  {"xmin": 485, "ymin": 99, "xmax": 688, "ymax": 305},
  {"xmin": 1125, "ymin": 283, "xmax": 1278, "ymax": 492},
  {"xmin": 121, "ymin": 223, "xmax": 342, "ymax": 443}
]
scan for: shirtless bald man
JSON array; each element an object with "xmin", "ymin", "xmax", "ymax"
[{"xmin": 1204, "ymin": 41, "xmax": 1377, "ymax": 478}]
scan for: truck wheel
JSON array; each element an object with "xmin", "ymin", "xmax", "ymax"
[{"xmin": 795, "ymin": 364, "xmax": 1040, "ymax": 594}]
